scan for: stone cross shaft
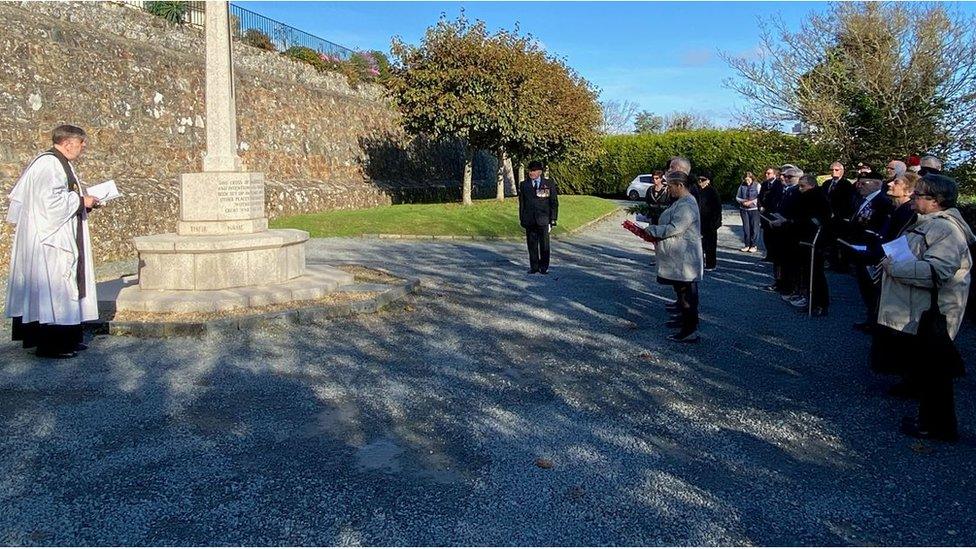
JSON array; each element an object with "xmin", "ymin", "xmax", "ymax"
[{"xmin": 202, "ymin": 0, "xmax": 242, "ymax": 172}]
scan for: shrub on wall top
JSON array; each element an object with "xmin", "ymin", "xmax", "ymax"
[
  {"xmin": 280, "ymin": 46, "xmax": 390, "ymax": 89},
  {"xmin": 242, "ymin": 29, "xmax": 276, "ymax": 52},
  {"xmin": 145, "ymin": 1, "xmax": 188, "ymax": 25},
  {"xmin": 283, "ymin": 46, "xmax": 328, "ymax": 71}
]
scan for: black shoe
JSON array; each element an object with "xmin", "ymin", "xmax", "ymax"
[
  {"xmin": 900, "ymin": 418, "xmax": 958, "ymax": 442},
  {"xmin": 760, "ymin": 284, "xmax": 779, "ymax": 293},
  {"xmin": 539, "ymin": 269, "xmax": 549, "ymax": 275},
  {"xmin": 667, "ymin": 331, "xmax": 700, "ymax": 343},
  {"xmin": 36, "ymin": 350, "xmax": 77, "ymax": 359},
  {"xmin": 853, "ymin": 322, "xmax": 874, "ymax": 334},
  {"xmin": 665, "ymin": 319, "xmax": 683, "ymax": 329},
  {"xmin": 527, "ymin": 268, "xmax": 539, "ymax": 274}
]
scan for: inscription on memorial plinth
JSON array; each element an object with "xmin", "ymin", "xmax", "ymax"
[
  {"xmin": 180, "ymin": 171, "xmax": 265, "ymax": 222},
  {"xmin": 177, "ymin": 171, "xmax": 267, "ymax": 236},
  {"xmin": 215, "ymin": 177, "xmax": 265, "ymax": 217}
]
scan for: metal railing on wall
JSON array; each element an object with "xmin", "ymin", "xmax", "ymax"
[
  {"xmin": 118, "ymin": 1, "xmax": 355, "ymax": 60},
  {"xmin": 230, "ymin": 4, "xmax": 355, "ymax": 60}
]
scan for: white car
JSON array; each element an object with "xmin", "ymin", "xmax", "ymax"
[{"xmin": 625, "ymin": 174, "xmax": 654, "ymax": 200}]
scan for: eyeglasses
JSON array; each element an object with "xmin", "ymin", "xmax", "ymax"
[{"xmin": 911, "ymin": 191, "xmax": 935, "ymax": 199}]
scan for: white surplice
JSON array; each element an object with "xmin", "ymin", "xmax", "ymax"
[{"xmin": 5, "ymin": 154, "xmax": 98, "ymax": 325}]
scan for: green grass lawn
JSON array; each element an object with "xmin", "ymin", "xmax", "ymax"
[{"xmin": 270, "ymin": 195, "xmax": 620, "ymax": 238}]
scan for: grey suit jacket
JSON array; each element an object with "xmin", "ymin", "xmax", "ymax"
[{"xmin": 645, "ymin": 194, "xmax": 703, "ymax": 282}]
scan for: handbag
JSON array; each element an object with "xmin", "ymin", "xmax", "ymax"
[{"xmin": 917, "ymin": 263, "xmax": 966, "ymax": 377}]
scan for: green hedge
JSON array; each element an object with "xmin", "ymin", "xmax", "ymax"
[{"xmin": 549, "ymin": 130, "xmax": 837, "ymax": 199}]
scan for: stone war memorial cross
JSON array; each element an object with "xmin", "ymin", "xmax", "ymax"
[{"xmin": 99, "ymin": 1, "xmax": 353, "ymax": 317}]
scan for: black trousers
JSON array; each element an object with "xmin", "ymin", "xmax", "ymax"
[
  {"xmin": 525, "ymin": 225, "xmax": 551, "ymax": 272},
  {"xmin": 902, "ymin": 333, "xmax": 959, "ymax": 437},
  {"xmin": 702, "ymin": 228, "xmax": 718, "ymax": 269},
  {"xmin": 796, "ymin": 248, "xmax": 829, "ymax": 309},
  {"xmin": 12, "ymin": 317, "xmax": 83, "ymax": 355},
  {"xmin": 871, "ymin": 325, "xmax": 914, "ymax": 375},
  {"xmin": 780, "ymin": 242, "xmax": 803, "ymax": 295},
  {"xmin": 672, "ymin": 281, "xmax": 699, "ymax": 335},
  {"xmin": 824, "ymin": 220, "xmax": 849, "ymax": 270},
  {"xmin": 918, "ymin": 366, "xmax": 958, "ymax": 437},
  {"xmin": 854, "ymin": 264, "xmax": 880, "ymax": 324}
]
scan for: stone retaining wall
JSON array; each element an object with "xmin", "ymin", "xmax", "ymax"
[{"xmin": 0, "ymin": 1, "xmax": 493, "ymax": 270}]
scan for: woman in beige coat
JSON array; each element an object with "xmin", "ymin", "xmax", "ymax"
[
  {"xmin": 879, "ymin": 174, "xmax": 975, "ymax": 442},
  {"xmin": 644, "ymin": 171, "xmax": 703, "ymax": 343}
]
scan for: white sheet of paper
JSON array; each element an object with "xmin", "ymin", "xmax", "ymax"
[
  {"xmin": 882, "ymin": 235, "xmax": 915, "ymax": 263},
  {"xmin": 86, "ymin": 180, "xmax": 121, "ymax": 202}
]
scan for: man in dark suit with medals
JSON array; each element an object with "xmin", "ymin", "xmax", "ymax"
[
  {"xmin": 518, "ymin": 160, "xmax": 559, "ymax": 274},
  {"xmin": 843, "ymin": 171, "xmax": 894, "ymax": 332}
]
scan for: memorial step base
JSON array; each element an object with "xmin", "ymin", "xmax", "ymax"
[
  {"xmin": 96, "ymin": 264, "xmax": 355, "ymax": 315},
  {"xmin": 132, "ymin": 229, "xmax": 309, "ymax": 291}
]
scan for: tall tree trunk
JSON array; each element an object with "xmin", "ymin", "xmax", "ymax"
[
  {"xmin": 462, "ymin": 146, "xmax": 474, "ymax": 206},
  {"xmin": 495, "ymin": 149, "xmax": 505, "ymax": 201},
  {"xmin": 518, "ymin": 162, "xmax": 525, "ymax": 186},
  {"xmin": 502, "ymin": 151, "xmax": 517, "ymax": 196}
]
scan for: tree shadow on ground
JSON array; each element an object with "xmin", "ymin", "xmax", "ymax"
[{"xmin": 1, "ymin": 215, "xmax": 975, "ymax": 545}]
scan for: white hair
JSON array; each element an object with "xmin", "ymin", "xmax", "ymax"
[
  {"xmin": 888, "ymin": 160, "xmax": 907, "ymax": 177},
  {"xmin": 668, "ymin": 156, "xmax": 691, "ymax": 175},
  {"xmin": 920, "ymin": 155, "xmax": 943, "ymax": 170}
]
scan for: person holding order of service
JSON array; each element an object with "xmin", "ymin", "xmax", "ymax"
[
  {"xmin": 5, "ymin": 124, "xmax": 100, "ymax": 359},
  {"xmin": 643, "ymin": 171, "xmax": 703, "ymax": 343},
  {"xmin": 878, "ymin": 173, "xmax": 974, "ymax": 442}
]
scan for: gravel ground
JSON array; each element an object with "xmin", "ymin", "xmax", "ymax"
[{"xmin": 1, "ymin": 204, "xmax": 975, "ymax": 545}]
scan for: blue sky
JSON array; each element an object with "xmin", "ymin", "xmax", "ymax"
[{"xmin": 238, "ymin": 1, "xmax": 976, "ymax": 129}]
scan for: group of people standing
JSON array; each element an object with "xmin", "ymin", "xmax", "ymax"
[
  {"xmin": 738, "ymin": 158, "xmax": 971, "ymax": 442},
  {"xmin": 6, "ymin": 128, "xmax": 972, "ymax": 443},
  {"xmin": 624, "ymin": 154, "xmax": 972, "ymax": 442}
]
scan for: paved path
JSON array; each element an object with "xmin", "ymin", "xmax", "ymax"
[{"xmin": 2, "ymin": 208, "xmax": 975, "ymax": 545}]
